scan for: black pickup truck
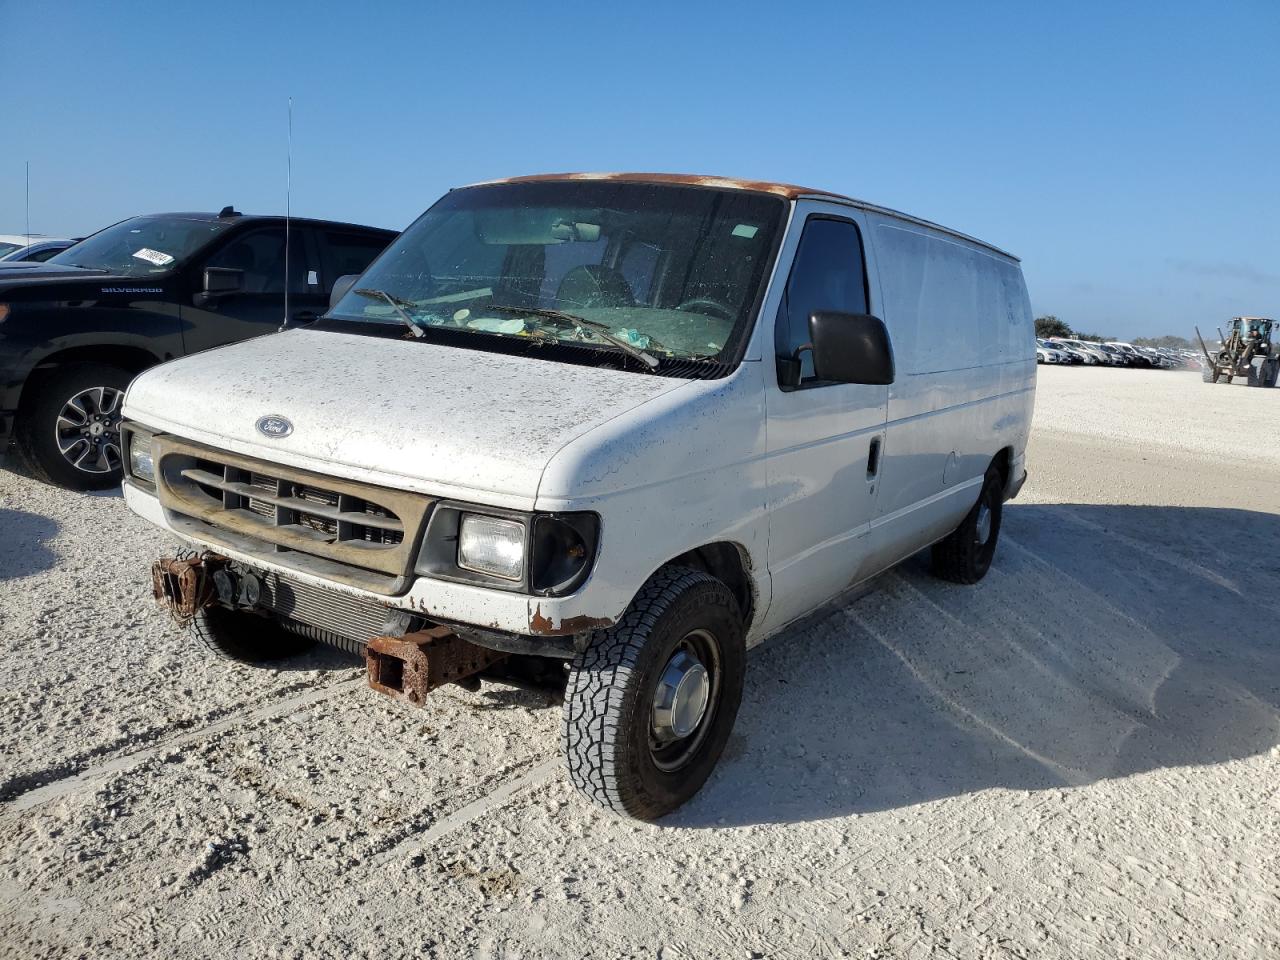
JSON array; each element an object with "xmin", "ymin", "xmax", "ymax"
[{"xmin": 0, "ymin": 209, "xmax": 396, "ymax": 489}]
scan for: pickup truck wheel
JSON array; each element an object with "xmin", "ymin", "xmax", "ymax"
[
  {"xmin": 15, "ymin": 363, "xmax": 133, "ymax": 490},
  {"xmin": 561, "ymin": 566, "xmax": 745, "ymax": 820},
  {"xmin": 931, "ymin": 467, "xmax": 1003, "ymax": 585},
  {"xmin": 191, "ymin": 606, "xmax": 315, "ymax": 663}
]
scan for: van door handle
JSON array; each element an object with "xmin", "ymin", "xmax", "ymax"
[{"xmin": 867, "ymin": 436, "xmax": 882, "ymax": 479}]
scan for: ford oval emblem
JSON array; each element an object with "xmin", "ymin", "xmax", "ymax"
[{"xmin": 256, "ymin": 415, "xmax": 293, "ymax": 438}]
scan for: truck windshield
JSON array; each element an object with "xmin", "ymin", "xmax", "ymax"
[
  {"xmin": 47, "ymin": 216, "xmax": 232, "ymax": 276},
  {"xmin": 325, "ymin": 181, "xmax": 785, "ymax": 367}
]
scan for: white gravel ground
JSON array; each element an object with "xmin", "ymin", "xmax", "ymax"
[{"xmin": 1, "ymin": 365, "xmax": 1278, "ymax": 959}]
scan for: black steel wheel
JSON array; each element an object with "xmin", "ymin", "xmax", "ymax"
[{"xmin": 931, "ymin": 466, "xmax": 1004, "ymax": 585}]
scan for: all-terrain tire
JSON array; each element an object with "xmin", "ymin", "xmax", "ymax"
[
  {"xmin": 561, "ymin": 566, "xmax": 745, "ymax": 820},
  {"xmin": 931, "ymin": 467, "xmax": 1004, "ymax": 585},
  {"xmin": 191, "ymin": 606, "xmax": 315, "ymax": 663},
  {"xmin": 15, "ymin": 362, "xmax": 133, "ymax": 490}
]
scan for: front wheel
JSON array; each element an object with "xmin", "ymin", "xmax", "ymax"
[
  {"xmin": 191, "ymin": 606, "xmax": 315, "ymax": 663},
  {"xmin": 15, "ymin": 363, "xmax": 133, "ymax": 490},
  {"xmin": 561, "ymin": 567, "xmax": 745, "ymax": 820},
  {"xmin": 931, "ymin": 467, "xmax": 1004, "ymax": 584}
]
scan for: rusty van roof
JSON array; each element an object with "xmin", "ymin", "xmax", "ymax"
[{"xmin": 459, "ymin": 172, "xmax": 1019, "ymax": 261}]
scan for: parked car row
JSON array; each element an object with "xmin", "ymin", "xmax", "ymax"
[
  {"xmin": 0, "ymin": 208, "xmax": 397, "ymax": 488},
  {"xmin": 1036, "ymin": 337, "xmax": 1199, "ymax": 369}
]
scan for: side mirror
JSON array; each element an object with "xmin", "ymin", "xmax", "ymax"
[
  {"xmin": 202, "ymin": 267, "xmax": 244, "ymax": 297},
  {"xmin": 779, "ymin": 312, "xmax": 894, "ymax": 387},
  {"xmin": 330, "ymin": 274, "xmax": 360, "ymax": 311}
]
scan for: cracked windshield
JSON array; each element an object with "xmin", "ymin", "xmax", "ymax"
[{"xmin": 327, "ymin": 181, "xmax": 784, "ymax": 367}]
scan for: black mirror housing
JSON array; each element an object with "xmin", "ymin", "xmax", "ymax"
[
  {"xmin": 808, "ymin": 311, "xmax": 895, "ymax": 385},
  {"xmin": 202, "ymin": 267, "xmax": 244, "ymax": 296},
  {"xmin": 330, "ymin": 274, "xmax": 360, "ymax": 311}
]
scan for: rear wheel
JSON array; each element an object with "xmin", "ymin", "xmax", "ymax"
[
  {"xmin": 15, "ymin": 363, "xmax": 133, "ymax": 490},
  {"xmin": 191, "ymin": 606, "xmax": 315, "ymax": 663},
  {"xmin": 931, "ymin": 467, "xmax": 1004, "ymax": 584},
  {"xmin": 561, "ymin": 567, "xmax": 745, "ymax": 820}
]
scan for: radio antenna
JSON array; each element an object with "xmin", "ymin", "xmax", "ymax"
[
  {"xmin": 25, "ymin": 161, "xmax": 31, "ymax": 253},
  {"xmin": 281, "ymin": 97, "xmax": 293, "ymax": 332}
]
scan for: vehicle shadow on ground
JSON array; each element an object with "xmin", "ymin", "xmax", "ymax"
[
  {"xmin": 0, "ymin": 508, "xmax": 60, "ymax": 580},
  {"xmin": 672, "ymin": 503, "xmax": 1280, "ymax": 828}
]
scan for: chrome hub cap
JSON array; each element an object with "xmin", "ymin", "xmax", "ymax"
[
  {"xmin": 55, "ymin": 386, "xmax": 124, "ymax": 474},
  {"xmin": 975, "ymin": 502, "xmax": 993, "ymax": 545},
  {"xmin": 652, "ymin": 650, "xmax": 710, "ymax": 742},
  {"xmin": 649, "ymin": 628, "xmax": 721, "ymax": 772}
]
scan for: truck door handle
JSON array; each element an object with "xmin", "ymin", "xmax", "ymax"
[{"xmin": 867, "ymin": 436, "xmax": 882, "ymax": 479}]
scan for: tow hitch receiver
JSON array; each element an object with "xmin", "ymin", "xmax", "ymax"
[
  {"xmin": 366, "ymin": 627, "xmax": 509, "ymax": 706},
  {"xmin": 151, "ymin": 554, "xmax": 228, "ymax": 625}
]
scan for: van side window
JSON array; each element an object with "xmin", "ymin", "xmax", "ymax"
[{"xmin": 775, "ymin": 217, "xmax": 869, "ymax": 384}]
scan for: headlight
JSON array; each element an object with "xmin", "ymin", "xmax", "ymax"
[
  {"xmin": 128, "ymin": 431, "xmax": 154, "ymax": 482},
  {"xmin": 457, "ymin": 514, "xmax": 525, "ymax": 581},
  {"xmin": 417, "ymin": 506, "xmax": 599, "ymax": 596}
]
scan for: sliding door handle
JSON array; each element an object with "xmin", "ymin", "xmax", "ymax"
[{"xmin": 867, "ymin": 436, "xmax": 883, "ymax": 479}]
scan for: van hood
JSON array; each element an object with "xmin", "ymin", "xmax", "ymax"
[{"xmin": 123, "ymin": 327, "xmax": 688, "ymax": 504}]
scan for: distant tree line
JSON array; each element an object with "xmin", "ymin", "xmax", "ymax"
[{"xmin": 1033, "ymin": 315, "xmax": 1192, "ymax": 349}]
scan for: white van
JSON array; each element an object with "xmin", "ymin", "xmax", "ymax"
[{"xmin": 122, "ymin": 173, "xmax": 1034, "ymax": 819}]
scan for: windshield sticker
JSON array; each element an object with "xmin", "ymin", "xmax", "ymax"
[
  {"xmin": 131, "ymin": 247, "xmax": 175, "ymax": 266},
  {"xmin": 731, "ymin": 224, "xmax": 759, "ymax": 239}
]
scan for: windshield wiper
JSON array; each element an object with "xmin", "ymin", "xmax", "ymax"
[
  {"xmin": 353, "ymin": 288, "xmax": 426, "ymax": 338},
  {"xmin": 484, "ymin": 304, "xmax": 661, "ymax": 371}
]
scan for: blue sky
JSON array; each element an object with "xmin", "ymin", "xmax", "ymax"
[{"xmin": 3, "ymin": 0, "xmax": 1276, "ymax": 338}]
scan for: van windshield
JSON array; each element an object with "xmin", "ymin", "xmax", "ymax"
[
  {"xmin": 325, "ymin": 181, "xmax": 785, "ymax": 370},
  {"xmin": 48, "ymin": 216, "xmax": 231, "ymax": 276}
]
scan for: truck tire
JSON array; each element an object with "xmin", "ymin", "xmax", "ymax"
[
  {"xmin": 562, "ymin": 566, "xmax": 745, "ymax": 820},
  {"xmin": 15, "ymin": 362, "xmax": 133, "ymax": 490},
  {"xmin": 191, "ymin": 606, "xmax": 315, "ymax": 663},
  {"xmin": 931, "ymin": 467, "xmax": 1004, "ymax": 584}
]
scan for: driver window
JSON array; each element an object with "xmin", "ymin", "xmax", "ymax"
[
  {"xmin": 205, "ymin": 229, "xmax": 302, "ymax": 294},
  {"xmin": 775, "ymin": 217, "xmax": 868, "ymax": 384}
]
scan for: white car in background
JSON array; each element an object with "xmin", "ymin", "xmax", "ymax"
[
  {"xmin": 0, "ymin": 234, "xmax": 78, "ymax": 263},
  {"xmin": 1052, "ymin": 338, "xmax": 1107, "ymax": 365},
  {"xmin": 1036, "ymin": 338, "xmax": 1069, "ymax": 364}
]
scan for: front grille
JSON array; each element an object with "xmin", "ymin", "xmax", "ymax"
[
  {"xmin": 185, "ymin": 460, "xmax": 405, "ymax": 546},
  {"xmin": 153, "ymin": 436, "xmax": 432, "ymax": 594}
]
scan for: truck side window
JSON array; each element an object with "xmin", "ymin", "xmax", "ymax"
[
  {"xmin": 321, "ymin": 232, "xmax": 389, "ymax": 292},
  {"xmin": 775, "ymin": 217, "xmax": 868, "ymax": 384},
  {"xmin": 206, "ymin": 228, "xmax": 307, "ymax": 294}
]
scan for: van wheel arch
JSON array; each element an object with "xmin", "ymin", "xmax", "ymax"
[
  {"xmin": 652, "ymin": 541, "xmax": 756, "ymax": 634},
  {"xmin": 21, "ymin": 344, "xmax": 160, "ymax": 409}
]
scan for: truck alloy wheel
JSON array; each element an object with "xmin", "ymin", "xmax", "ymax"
[
  {"xmin": 55, "ymin": 385, "xmax": 125, "ymax": 475},
  {"xmin": 15, "ymin": 362, "xmax": 134, "ymax": 490},
  {"xmin": 562, "ymin": 566, "xmax": 745, "ymax": 820}
]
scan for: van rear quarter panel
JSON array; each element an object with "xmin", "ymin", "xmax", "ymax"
[{"xmin": 866, "ymin": 215, "xmax": 1034, "ymax": 564}]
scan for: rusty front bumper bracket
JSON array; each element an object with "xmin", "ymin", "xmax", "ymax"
[
  {"xmin": 151, "ymin": 553, "xmax": 229, "ymax": 626},
  {"xmin": 366, "ymin": 626, "xmax": 509, "ymax": 706}
]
